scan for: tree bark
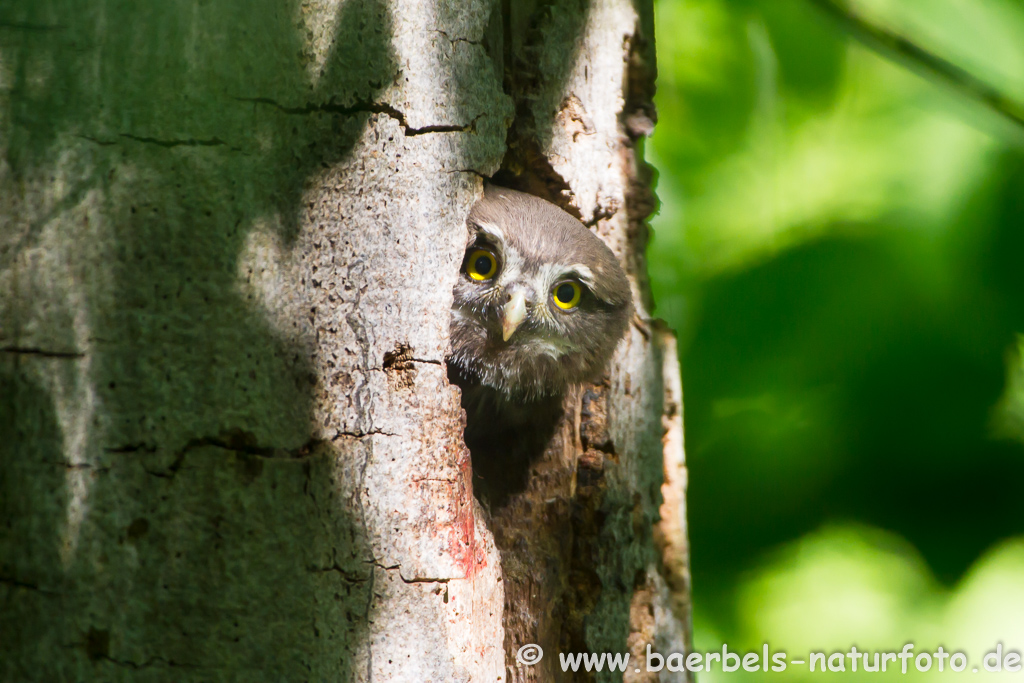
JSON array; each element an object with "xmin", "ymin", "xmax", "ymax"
[{"xmin": 0, "ymin": 0, "xmax": 690, "ymax": 681}]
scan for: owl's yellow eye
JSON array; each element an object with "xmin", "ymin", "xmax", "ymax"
[
  {"xmin": 466, "ymin": 249, "xmax": 498, "ymax": 281},
  {"xmin": 552, "ymin": 281, "xmax": 582, "ymax": 310}
]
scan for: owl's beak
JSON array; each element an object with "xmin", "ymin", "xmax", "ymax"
[{"xmin": 501, "ymin": 290, "xmax": 528, "ymax": 341}]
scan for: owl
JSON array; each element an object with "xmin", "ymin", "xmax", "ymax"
[{"xmin": 447, "ymin": 185, "xmax": 633, "ymax": 501}]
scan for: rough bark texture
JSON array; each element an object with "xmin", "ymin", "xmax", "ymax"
[
  {"xmin": 0, "ymin": 0, "xmax": 690, "ymax": 681},
  {"xmin": 488, "ymin": 3, "xmax": 691, "ymax": 681}
]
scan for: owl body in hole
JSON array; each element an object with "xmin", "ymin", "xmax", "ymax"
[{"xmin": 447, "ymin": 186, "xmax": 632, "ymax": 496}]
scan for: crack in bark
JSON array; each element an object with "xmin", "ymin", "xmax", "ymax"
[
  {"xmin": 76, "ymin": 134, "xmax": 117, "ymax": 146},
  {"xmin": 444, "ymin": 169, "xmax": 489, "ymax": 178},
  {"xmin": 429, "ymin": 29, "xmax": 484, "ymax": 47},
  {"xmin": 398, "ymin": 575, "xmax": 451, "ymax": 585},
  {"xmin": 98, "ymin": 654, "xmax": 199, "ymax": 670},
  {"xmin": 77, "ymin": 134, "xmax": 244, "ymax": 152},
  {"xmin": 369, "ymin": 560, "xmax": 401, "ymax": 572},
  {"xmin": 372, "ymin": 562, "xmax": 451, "ymax": 585},
  {"xmin": 233, "ymin": 96, "xmax": 483, "ymax": 136},
  {"xmin": 120, "ymin": 134, "xmax": 239, "ymax": 150},
  {"xmin": 142, "ymin": 435, "xmax": 324, "ymax": 479},
  {"xmin": 0, "ymin": 345, "xmax": 84, "ymax": 359},
  {"xmin": 332, "ymin": 429, "xmax": 398, "ymax": 440},
  {"xmin": 307, "ymin": 563, "xmax": 372, "ymax": 583},
  {"xmin": 42, "ymin": 460, "xmax": 110, "ymax": 473},
  {"xmin": 0, "ymin": 575, "xmax": 56, "ymax": 594},
  {"xmin": 104, "ymin": 443, "xmax": 157, "ymax": 454},
  {"xmin": 142, "ymin": 451, "xmax": 186, "ymax": 480}
]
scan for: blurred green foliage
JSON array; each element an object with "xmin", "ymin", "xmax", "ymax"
[{"xmin": 649, "ymin": 0, "xmax": 1024, "ymax": 678}]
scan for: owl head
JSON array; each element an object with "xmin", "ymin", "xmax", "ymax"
[{"xmin": 448, "ymin": 185, "xmax": 633, "ymax": 401}]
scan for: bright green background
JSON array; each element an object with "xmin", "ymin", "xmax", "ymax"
[{"xmin": 648, "ymin": 0, "xmax": 1024, "ymax": 679}]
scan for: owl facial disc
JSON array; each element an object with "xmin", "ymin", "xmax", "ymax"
[{"xmin": 448, "ymin": 185, "xmax": 633, "ymax": 401}]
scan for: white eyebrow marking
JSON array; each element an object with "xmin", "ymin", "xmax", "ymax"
[
  {"xmin": 476, "ymin": 222, "xmax": 504, "ymax": 241},
  {"xmin": 532, "ymin": 270, "xmax": 552, "ymax": 298},
  {"xmin": 496, "ymin": 246, "xmax": 524, "ymax": 288},
  {"xmin": 566, "ymin": 264, "xmax": 595, "ymax": 286}
]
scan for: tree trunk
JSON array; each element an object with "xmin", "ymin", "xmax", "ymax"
[{"xmin": 0, "ymin": 0, "xmax": 691, "ymax": 681}]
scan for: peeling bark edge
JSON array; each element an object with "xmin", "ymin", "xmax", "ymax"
[{"xmin": 654, "ymin": 323, "xmax": 694, "ymax": 660}]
